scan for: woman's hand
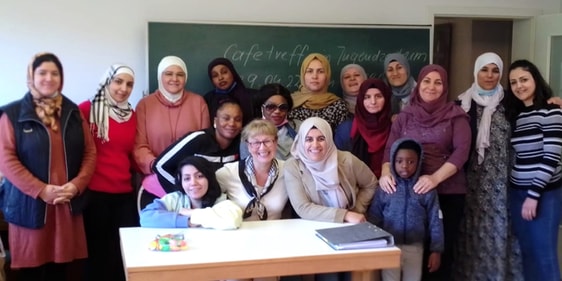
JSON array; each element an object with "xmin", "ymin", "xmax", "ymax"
[
  {"xmin": 413, "ymin": 174, "xmax": 439, "ymax": 194},
  {"xmin": 343, "ymin": 211, "xmax": 366, "ymax": 223},
  {"xmin": 179, "ymin": 208, "xmax": 194, "ymax": 217},
  {"xmin": 378, "ymin": 163, "xmax": 396, "ymax": 193},
  {"xmin": 521, "ymin": 197, "xmax": 538, "ymax": 221}
]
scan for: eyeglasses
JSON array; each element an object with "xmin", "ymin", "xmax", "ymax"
[
  {"xmin": 246, "ymin": 139, "xmax": 276, "ymax": 148},
  {"xmin": 262, "ymin": 103, "xmax": 289, "ymax": 112}
]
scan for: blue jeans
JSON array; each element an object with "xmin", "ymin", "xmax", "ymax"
[{"xmin": 510, "ymin": 188, "xmax": 562, "ymax": 281}]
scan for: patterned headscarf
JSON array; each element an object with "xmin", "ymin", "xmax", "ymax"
[
  {"xmin": 90, "ymin": 64, "xmax": 135, "ymax": 142},
  {"xmin": 27, "ymin": 53, "xmax": 64, "ymax": 132}
]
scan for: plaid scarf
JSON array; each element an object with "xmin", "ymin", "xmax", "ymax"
[{"xmin": 90, "ymin": 64, "xmax": 134, "ymax": 142}]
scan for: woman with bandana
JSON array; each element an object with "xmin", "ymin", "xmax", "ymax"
[
  {"xmin": 0, "ymin": 53, "xmax": 96, "ymax": 281},
  {"xmin": 79, "ymin": 64, "xmax": 138, "ymax": 281}
]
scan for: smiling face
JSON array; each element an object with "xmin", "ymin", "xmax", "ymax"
[
  {"xmin": 341, "ymin": 68, "xmax": 365, "ymax": 95},
  {"xmin": 419, "ymin": 71, "xmax": 444, "ymax": 103},
  {"xmin": 385, "ymin": 61, "xmax": 408, "ymax": 87},
  {"xmin": 211, "ymin": 64, "xmax": 234, "ymax": 91},
  {"xmin": 509, "ymin": 67, "xmax": 536, "ymax": 106},
  {"xmin": 108, "ymin": 73, "xmax": 134, "ymax": 103},
  {"xmin": 180, "ymin": 164, "xmax": 209, "ymax": 200},
  {"xmin": 33, "ymin": 61, "xmax": 62, "ymax": 97},
  {"xmin": 304, "ymin": 59, "xmax": 328, "ymax": 93},
  {"xmin": 214, "ymin": 103, "xmax": 243, "ymax": 141},
  {"xmin": 304, "ymin": 128, "xmax": 327, "ymax": 162},
  {"xmin": 363, "ymin": 88, "xmax": 385, "ymax": 114},
  {"xmin": 161, "ymin": 65, "xmax": 186, "ymax": 94},
  {"xmin": 394, "ymin": 148, "xmax": 418, "ymax": 179},
  {"xmin": 247, "ymin": 133, "xmax": 277, "ymax": 165},
  {"xmin": 477, "ymin": 63, "xmax": 501, "ymax": 90}
]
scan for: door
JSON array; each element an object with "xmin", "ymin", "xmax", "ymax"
[{"xmin": 534, "ymin": 13, "xmax": 562, "ymax": 96}]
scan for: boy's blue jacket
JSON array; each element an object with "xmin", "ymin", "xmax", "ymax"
[{"xmin": 368, "ymin": 138, "xmax": 444, "ymax": 252}]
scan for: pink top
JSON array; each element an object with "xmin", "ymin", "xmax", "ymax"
[{"xmin": 133, "ymin": 90, "xmax": 210, "ymax": 174}]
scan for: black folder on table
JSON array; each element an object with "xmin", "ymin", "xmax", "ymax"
[{"xmin": 315, "ymin": 222, "xmax": 394, "ymax": 250}]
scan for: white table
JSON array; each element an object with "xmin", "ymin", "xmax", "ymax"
[{"xmin": 120, "ymin": 219, "xmax": 400, "ymax": 281}]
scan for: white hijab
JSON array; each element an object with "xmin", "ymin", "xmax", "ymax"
[
  {"xmin": 458, "ymin": 52, "xmax": 504, "ymax": 164},
  {"xmin": 291, "ymin": 117, "xmax": 339, "ymax": 190},
  {"xmin": 157, "ymin": 56, "xmax": 188, "ymax": 102}
]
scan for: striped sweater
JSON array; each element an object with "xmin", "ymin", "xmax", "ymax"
[{"xmin": 510, "ymin": 105, "xmax": 562, "ymax": 199}]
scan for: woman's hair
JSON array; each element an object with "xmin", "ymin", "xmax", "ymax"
[
  {"xmin": 241, "ymin": 119, "xmax": 278, "ymax": 143},
  {"xmin": 31, "ymin": 53, "xmax": 64, "ymax": 89},
  {"xmin": 254, "ymin": 83, "xmax": 293, "ymax": 112},
  {"xmin": 175, "ymin": 156, "xmax": 222, "ymax": 208},
  {"xmin": 215, "ymin": 98, "xmax": 243, "ymax": 118},
  {"xmin": 503, "ymin": 59, "xmax": 553, "ymax": 123}
]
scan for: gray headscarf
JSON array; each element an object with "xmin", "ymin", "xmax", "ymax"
[
  {"xmin": 340, "ymin": 64, "xmax": 367, "ymax": 114},
  {"xmin": 384, "ymin": 53, "xmax": 417, "ymax": 114}
]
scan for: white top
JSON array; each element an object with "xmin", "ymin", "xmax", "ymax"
[{"xmin": 216, "ymin": 160, "xmax": 288, "ymax": 220}]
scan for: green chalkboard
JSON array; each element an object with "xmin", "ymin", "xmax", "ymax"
[{"xmin": 148, "ymin": 22, "xmax": 431, "ymax": 96}]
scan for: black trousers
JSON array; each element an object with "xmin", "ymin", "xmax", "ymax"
[
  {"xmin": 422, "ymin": 194, "xmax": 465, "ymax": 281},
  {"xmin": 83, "ymin": 191, "xmax": 139, "ymax": 281}
]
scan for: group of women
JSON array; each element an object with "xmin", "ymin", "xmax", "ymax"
[{"xmin": 0, "ymin": 49, "xmax": 560, "ymax": 281}]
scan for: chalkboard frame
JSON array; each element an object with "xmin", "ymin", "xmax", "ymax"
[{"xmin": 147, "ymin": 21, "xmax": 431, "ymax": 96}]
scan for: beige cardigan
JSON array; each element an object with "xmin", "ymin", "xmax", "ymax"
[{"xmin": 283, "ymin": 151, "xmax": 377, "ymax": 222}]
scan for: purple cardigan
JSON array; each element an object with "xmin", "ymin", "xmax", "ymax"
[{"xmin": 383, "ymin": 110, "xmax": 471, "ymax": 194}]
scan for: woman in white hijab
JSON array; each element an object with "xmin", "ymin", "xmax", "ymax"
[
  {"xmin": 79, "ymin": 64, "xmax": 139, "ymax": 281},
  {"xmin": 284, "ymin": 117, "xmax": 377, "ymax": 281},
  {"xmin": 284, "ymin": 117, "xmax": 376, "ymax": 222},
  {"xmin": 133, "ymin": 56, "xmax": 210, "ymax": 202},
  {"xmin": 454, "ymin": 52, "xmax": 524, "ymax": 280}
]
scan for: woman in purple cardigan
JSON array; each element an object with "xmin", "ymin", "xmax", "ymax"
[{"xmin": 378, "ymin": 64, "xmax": 471, "ymax": 281}]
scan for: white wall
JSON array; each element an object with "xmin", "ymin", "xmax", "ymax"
[{"xmin": 0, "ymin": 0, "xmax": 559, "ymax": 106}]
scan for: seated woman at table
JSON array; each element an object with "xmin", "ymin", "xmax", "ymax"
[
  {"xmin": 284, "ymin": 117, "xmax": 377, "ymax": 281},
  {"xmin": 240, "ymin": 83, "xmax": 300, "ymax": 160},
  {"xmin": 217, "ymin": 119, "xmax": 289, "ymax": 221},
  {"xmin": 285, "ymin": 116, "xmax": 377, "ymax": 222},
  {"xmin": 140, "ymin": 156, "xmax": 242, "ymax": 230},
  {"xmin": 288, "ymin": 53, "xmax": 349, "ymax": 130}
]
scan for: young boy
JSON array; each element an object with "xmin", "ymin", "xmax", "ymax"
[{"xmin": 368, "ymin": 138, "xmax": 444, "ymax": 281}]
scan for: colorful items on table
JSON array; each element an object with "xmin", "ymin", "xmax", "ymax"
[{"xmin": 148, "ymin": 233, "xmax": 188, "ymax": 251}]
